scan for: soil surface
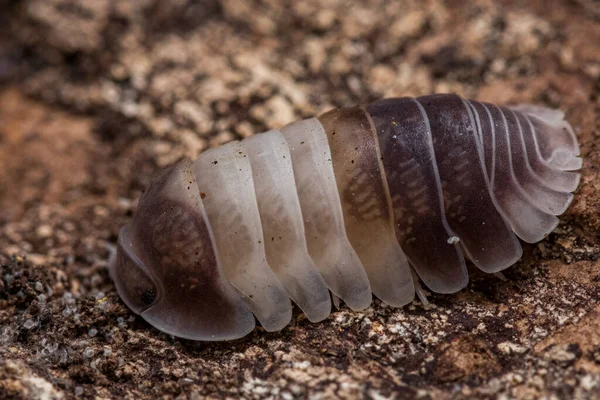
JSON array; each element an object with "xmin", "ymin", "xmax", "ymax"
[{"xmin": 1, "ymin": 0, "xmax": 600, "ymax": 399}]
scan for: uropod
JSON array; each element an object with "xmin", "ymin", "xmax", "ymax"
[{"xmin": 109, "ymin": 94, "xmax": 581, "ymax": 341}]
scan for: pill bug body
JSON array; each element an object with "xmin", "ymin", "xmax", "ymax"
[{"xmin": 110, "ymin": 93, "xmax": 581, "ymax": 341}]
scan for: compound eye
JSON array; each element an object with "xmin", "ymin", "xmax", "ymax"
[
  {"xmin": 110, "ymin": 228, "xmax": 159, "ymax": 313},
  {"xmin": 141, "ymin": 289, "xmax": 156, "ymax": 307}
]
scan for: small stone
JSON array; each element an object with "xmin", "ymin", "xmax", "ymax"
[
  {"xmin": 58, "ymin": 348, "xmax": 68, "ymax": 365},
  {"xmin": 148, "ymin": 116, "xmax": 174, "ymax": 137},
  {"xmin": 390, "ymin": 10, "xmax": 426, "ymax": 39},
  {"xmin": 4, "ymin": 274, "xmax": 14, "ymax": 285},
  {"xmin": 315, "ymin": 9, "xmax": 336, "ymax": 29},
  {"xmin": 121, "ymin": 101, "xmax": 139, "ymax": 118},
  {"xmin": 209, "ymin": 131, "xmax": 235, "ymax": 148},
  {"xmin": 235, "ymin": 121, "xmax": 254, "ymax": 138},
  {"xmin": 497, "ymin": 342, "xmax": 527, "ymax": 355},
  {"xmin": 172, "ymin": 368, "xmax": 184, "ymax": 378},
  {"xmin": 581, "ymin": 375, "xmax": 597, "ymax": 391},
  {"xmin": 75, "ymin": 386, "xmax": 84, "ymax": 396},
  {"xmin": 180, "ymin": 129, "xmax": 208, "ymax": 158},
  {"xmin": 46, "ymin": 342, "xmax": 59, "ymax": 354},
  {"xmin": 544, "ymin": 343, "xmax": 579, "ymax": 363},
  {"xmin": 23, "ymin": 319, "xmax": 36, "ymax": 329},
  {"xmin": 110, "ymin": 63, "xmax": 128, "ymax": 80},
  {"xmin": 117, "ymin": 317, "xmax": 127, "ymax": 328},
  {"xmin": 174, "ymin": 100, "xmax": 212, "ymax": 134},
  {"xmin": 36, "ymin": 225, "xmax": 53, "ymax": 238},
  {"xmin": 96, "ymin": 300, "xmax": 110, "ymax": 312},
  {"xmin": 62, "ymin": 292, "xmax": 75, "ymax": 305},
  {"xmin": 83, "ymin": 348, "xmax": 94, "ymax": 359},
  {"xmin": 88, "ymin": 328, "xmax": 98, "ymax": 338},
  {"xmin": 90, "ymin": 274, "xmax": 102, "ymax": 287},
  {"xmin": 262, "ymin": 96, "xmax": 295, "ymax": 128}
]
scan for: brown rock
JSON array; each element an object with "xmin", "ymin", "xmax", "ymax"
[
  {"xmin": 1, "ymin": 0, "xmax": 600, "ymax": 398},
  {"xmin": 435, "ymin": 336, "xmax": 501, "ymax": 382}
]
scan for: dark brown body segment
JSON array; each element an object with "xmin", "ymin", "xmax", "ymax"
[
  {"xmin": 416, "ymin": 94, "xmax": 522, "ymax": 273},
  {"xmin": 366, "ymin": 98, "xmax": 467, "ymax": 293},
  {"xmin": 465, "ymin": 100, "xmax": 495, "ymax": 183}
]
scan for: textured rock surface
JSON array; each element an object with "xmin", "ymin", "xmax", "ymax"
[{"xmin": 1, "ymin": 0, "xmax": 600, "ymax": 398}]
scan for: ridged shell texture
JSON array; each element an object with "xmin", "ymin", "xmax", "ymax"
[{"xmin": 111, "ymin": 94, "xmax": 581, "ymax": 341}]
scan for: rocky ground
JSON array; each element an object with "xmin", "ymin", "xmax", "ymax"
[{"xmin": 1, "ymin": 0, "xmax": 600, "ymax": 398}]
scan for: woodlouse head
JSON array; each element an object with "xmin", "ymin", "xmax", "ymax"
[{"xmin": 110, "ymin": 160, "xmax": 255, "ymax": 341}]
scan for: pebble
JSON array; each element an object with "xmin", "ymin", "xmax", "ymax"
[
  {"xmin": 497, "ymin": 342, "xmax": 527, "ymax": 355},
  {"xmin": 46, "ymin": 342, "xmax": 59, "ymax": 353},
  {"xmin": 62, "ymin": 292, "xmax": 75, "ymax": 305},
  {"xmin": 83, "ymin": 348, "xmax": 94, "ymax": 359},
  {"xmin": 545, "ymin": 344, "xmax": 578, "ymax": 363},
  {"xmin": 315, "ymin": 9, "xmax": 336, "ymax": 29},
  {"xmin": 174, "ymin": 100, "xmax": 212, "ymax": 134},
  {"xmin": 36, "ymin": 225, "xmax": 53, "ymax": 238},
  {"xmin": 23, "ymin": 319, "xmax": 36, "ymax": 329}
]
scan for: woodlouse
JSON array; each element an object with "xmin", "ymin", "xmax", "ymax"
[{"xmin": 109, "ymin": 93, "xmax": 581, "ymax": 341}]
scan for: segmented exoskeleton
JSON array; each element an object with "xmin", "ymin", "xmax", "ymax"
[{"xmin": 110, "ymin": 94, "xmax": 581, "ymax": 341}]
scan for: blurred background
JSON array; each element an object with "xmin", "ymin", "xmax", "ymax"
[{"xmin": 0, "ymin": 0, "xmax": 600, "ymax": 398}]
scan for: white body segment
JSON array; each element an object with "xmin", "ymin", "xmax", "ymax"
[
  {"xmin": 193, "ymin": 141, "xmax": 292, "ymax": 331},
  {"xmin": 243, "ymin": 131, "xmax": 332, "ymax": 322},
  {"xmin": 485, "ymin": 104, "xmax": 559, "ymax": 243},
  {"xmin": 510, "ymin": 104, "xmax": 582, "ymax": 170},
  {"xmin": 281, "ymin": 118, "xmax": 372, "ymax": 311}
]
